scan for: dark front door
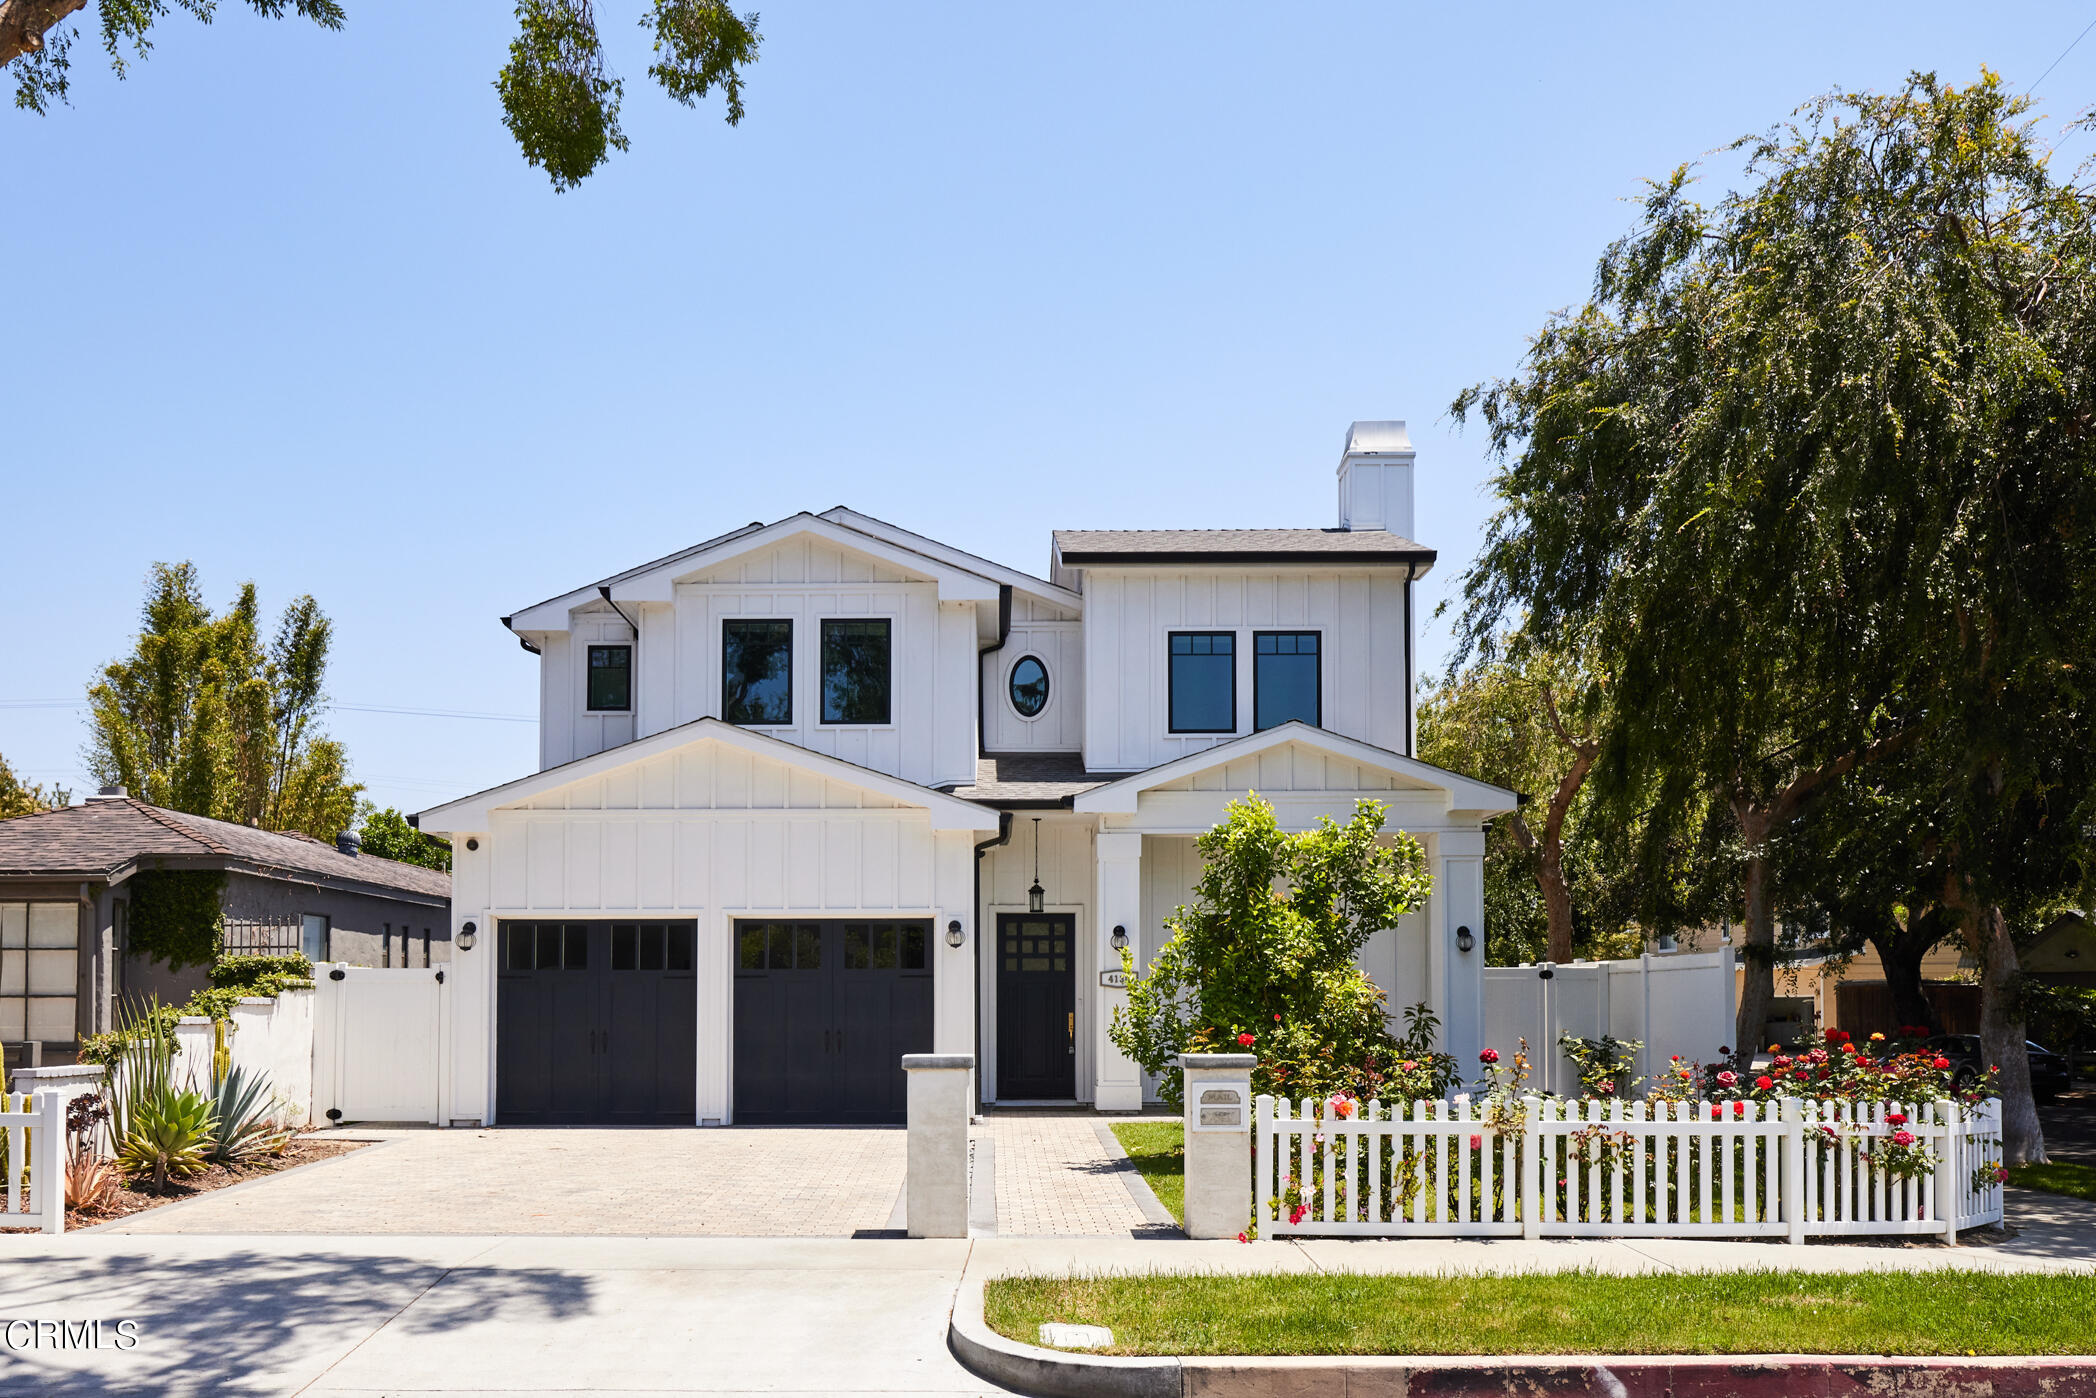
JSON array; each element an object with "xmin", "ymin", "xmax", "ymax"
[
  {"xmin": 733, "ymin": 920, "xmax": 933, "ymax": 1124},
  {"xmin": 496, "ymin": 920, "xmax": 697, "ymax": 1125},
  {"xmin": 997, "ymin": 913, "xmax": 1075, "ymax": 1100}
]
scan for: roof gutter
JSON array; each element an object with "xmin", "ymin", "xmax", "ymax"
[{"xmin": 500, "ymin": 616, "xmax": 543, "ymax": 656}]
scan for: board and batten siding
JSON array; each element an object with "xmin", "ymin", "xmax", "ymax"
[
  {"xmin": 981, "ymin": 594, "xmax": 1084, "ymax": 752},
  {"xmin": 443, "ymin": 735, "xmax": 978, "ymax": 1126},
  {"xmin": 1078, "ymin": 567, "xmax": 1413, "ymax": 772},
  {"xmin": 538, "ymin": 608, "xmax": 638, "ymax": 770}
]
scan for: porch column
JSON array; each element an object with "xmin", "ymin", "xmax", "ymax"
[
  {"xmin": 1092, "ymin": 829, "xmax": 1144, "ymax": 1112},
  {"xmin": 1425, "ymin": 828, "xmax": 1487, "ymax": 1070}
]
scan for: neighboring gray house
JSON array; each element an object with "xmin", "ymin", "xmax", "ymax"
[{"xmin": 0, "ymin": 790, "xmax": 451, "ymax": 1068}]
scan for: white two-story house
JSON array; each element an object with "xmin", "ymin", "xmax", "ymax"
[{"xmin": 418, "ymin": 422, "xmax": 1515, "ymax": 1125}]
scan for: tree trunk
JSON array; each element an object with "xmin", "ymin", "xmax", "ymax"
[
  {"xmin": 1971, "ymin": 901, "xmax": 2047, "ymax": 1166},
  {"xmin": 1536, "ymin": 840, "xmax": 1575, "ymax": 965},
  {"xmin": 1865, "ymin": 920, "xmax": 1940, "ymax": 1036},
  {"xmin": 0, "ymin": 0, "xmax": 88, "ymax": 65},
  {"xmin": 1732, "ymin": 813, "xmax": 1775, "ymax": 1067}
]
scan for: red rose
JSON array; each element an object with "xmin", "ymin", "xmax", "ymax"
[
  {"xmin": 1755, "ymin": 1075, "xmax": 1773, "ymax": 1091},
  {"xmin": 1892, "ymin": 1130, "xmax": 1916, "ymax": 1147},
  {"xmin": 1479, "ymin": 1048, "xmax": 1501, "ymax": 1064},
  {"xmin": 1933, "ymin": 1057, "xmax": 1950, "ymax": 1070},
  {"xmin": 1237, "ymin": 1032, "xmax": 1256, "ymax": 1047},
  {"xmin": 1885, "ymin": 1111, "xmax": 1907, "ymax": 1126}
]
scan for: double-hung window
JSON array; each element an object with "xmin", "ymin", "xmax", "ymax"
[
  {"xmin": 1168, "ymin": 632, "xmax": 1236, "ymax": 733},
  {"xmin": 587, "ymin": 644, "xmax": 632, "ymax": 711},
  {"xmin": 1, "ymin": 902, "xmax": 77, "ymax": 1043},
  {"xmin": 1254, "ymin": 631, "xmax": 1321, "ymax": 730},
  {"xmin": 723, "ymin": 620, "xmax": 793, "ymax": 725},
  {"xmin": 821, "ymin": 619, "xmax": 891, "ymax": 725}
]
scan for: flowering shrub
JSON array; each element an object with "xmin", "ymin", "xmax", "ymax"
[{"xmin": 1558, "ymin": 1033, "xmax": 1643, "ymax": 1098}]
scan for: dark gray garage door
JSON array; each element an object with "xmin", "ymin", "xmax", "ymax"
[
  {"xmin": 497, "ymin": 920, "xmax": 697, "ymax": 1125},
  {"xmin": 732, "ymin": 919, "xmax": 933, "ymax": 1124}
]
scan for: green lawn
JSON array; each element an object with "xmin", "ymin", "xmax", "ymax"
[
  {"xmin": 1109, "ymin": 1119, "xmax": 1185, "ymax": 1225},
  {"xmin": 2009, "ymin": 1161, "xmax": 2096, "ymax": 1202},
  {"xmin": 986, "ymin": 1270, "xmax": 2096, "ymax": 1357}
]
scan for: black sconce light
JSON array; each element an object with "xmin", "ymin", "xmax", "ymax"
[
  {"xmin": 457, "ymin": 920, "xmax": 478, "ymax": 952},
  {"xmin": 946, "ymin": 919, "xmax": 965, "ymax": 950},
  {"xmin": 1455, "ymin": 924, "xmax": 1474, "ymax": 955},
  {"xmin": 1111, "ymin": 925, "xmax": 1128, "ymax": 952},
  {"xmin": 1027, "ymin": 817, "xmax": 1045, "ymax": 914}
]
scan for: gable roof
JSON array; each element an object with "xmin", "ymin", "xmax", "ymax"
[
  {"xmin": 505, "ymin": 511, "xmax": 1007, "ymax": 635},
  {"xmin": 416, "ymin": 717, "xmax": 1002, "ymax": 833},
  {"xmin": 1052, "ymin": 528, "xmax": 1435, "ymax": 567},
  {"xmin": 819, "ymin": 506, "xmax": 1082, "ymax": 613},
  {"xmin": 1071, "ymin": 722, "xmax": 1517, "ymax": 816},
  {"xmin": 0, "ymin": 798, "xmax": 451, "ymax": 900}
]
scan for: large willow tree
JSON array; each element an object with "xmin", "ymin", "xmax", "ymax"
[{"xmin": 1450, "ymin": 73, "xmax": 2096, "ymax": 1164}]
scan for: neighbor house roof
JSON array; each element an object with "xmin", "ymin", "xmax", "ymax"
[
  {"xmin": 1051, "ymin": 528, "xmax": 1435, "ymax": 566},
  {"xmin": 0, "ymin": 798, "xmax": 451, "ymax": 901},
  {"xmin": 944, "ymin": 753, "xmax": 1128, "ymax": 806}
]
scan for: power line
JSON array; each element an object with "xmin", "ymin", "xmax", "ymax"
[
  {"xmin": 0, "ymin": 697, "xmax": 534, "ymax": 723},
  {"xmin": 2031, "ymin": 14, "xmax": 2096, "ymax": 96}
]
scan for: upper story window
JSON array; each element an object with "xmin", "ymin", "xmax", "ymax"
[
  {"xmin": 724, "ymin": 619, "xmax": 793, "ymax": 725},
  {"xmin": 587, "ymin": 644, "xmax": 632, "ymax": 711},
  {"xmin": 1168, "ymin": 631, "xmax": 1236, "ymax": 734},
  {"xmin": 1008, "ymin": 655, "xmax": 1050, "ymax": 718},
  {"xmin": 821, "ymin": 619, "xmax": 892, "ymax": 725},
  {"xmin": 1255, "ymin": 631, "xmax": 1321, "ymax": 730}
]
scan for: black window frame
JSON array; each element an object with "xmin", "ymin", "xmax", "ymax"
[
  {"xmin": 819, "ymin": 617, "xmax": 893, "ymax": 726},
  {"xmin": 586, "ymin": 643, "xmax": 632, "ymax": 712},
  {"xmin": 1253, "ymin": 630, "xmax": 1322, "ymax": 731},
  {"xmin": 1007, "ymin": 654, "xmax": 1051, "ymax": 719},
  {"xmin": 722, "ymin": 618, "xmax": 794, "ymax": 727},
  {"xmin": 1167, "ymin": 630, "xmax": 1237, "ymax": 735}
]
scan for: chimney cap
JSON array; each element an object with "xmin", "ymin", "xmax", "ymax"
[
  {"xmin": 1340, "ymin": 420, "xmax": 1413, "ymax": 462},
  {"xmin": 336, "ymin": 830, "xmax": 362, "ymax": 857},
  {"xmin": 88, "ymin": 785, "xmax": 127, "ymax": 800}
]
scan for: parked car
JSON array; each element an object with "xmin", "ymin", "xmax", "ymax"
[{"xmin": 1923, "ymin": 1035, "xmax": 2072, "ymax": 1102}]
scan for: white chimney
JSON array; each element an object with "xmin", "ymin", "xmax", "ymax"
[{"xmin": 1336, "ymin": 420, "xmax": 1415, "ymax": 537}]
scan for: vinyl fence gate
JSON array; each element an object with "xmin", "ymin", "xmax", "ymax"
[{"xmin": 312, "ymin": 964, "xmax": 448, "ymax": 1126}]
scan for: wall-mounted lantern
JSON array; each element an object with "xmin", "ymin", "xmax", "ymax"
[
  {"xmin": 1111, "ymin": 924, "xmax": 1129, "ymax": 952},
  {"xmin": 1027, "ymin": 817, "xmax": 1046, "ymax": 914},
  {"xmin": 946, "ymin": 919, "xmax": 965, "ymax": 950},
  {"xmin": 457, "ymin": 921, "xmax": 478, "ymax": 952},
  {"xmin": 1455, "ymin": 924, "xmax": 1474, "ymax": 955}
]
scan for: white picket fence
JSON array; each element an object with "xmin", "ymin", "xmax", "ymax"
[
  {"xmin": 1, "ymin": 1091, "xmax": 67, "ymax": 1234},
  {"xmin": 1254, "ymin": 1094, "xmax": 2004, "ymax": 1243}
]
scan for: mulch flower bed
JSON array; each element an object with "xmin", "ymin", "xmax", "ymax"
[{"xmin": 4, "ymin": 1135, "xmax": 371, "ymax": 1231}]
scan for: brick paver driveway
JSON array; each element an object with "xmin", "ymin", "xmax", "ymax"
[
  {"xmin": 96, "ymin": 1127, "xmax": 908, "ymax": 1236},
  {"xmin": 979, "ymin": 1111, "xmax": 1171, "ymax": 1237}
]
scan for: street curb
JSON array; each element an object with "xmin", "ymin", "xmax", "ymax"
[{"xmin": 946, "ymin": 1276, "xmax": 2096, "ymax": 1397}]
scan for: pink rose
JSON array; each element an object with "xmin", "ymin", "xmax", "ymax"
[
  {"xmin": 1469, "ymin": 1134, "xmax": 1483, "ymax": 1150},
  {"xmin": 1892, "ymin": 1130, "xmax": 1916, "ymax": 1147},
  {"xmin": 1716, "ymin": 1070, "xmax": 1739, "ymax": 1087}
]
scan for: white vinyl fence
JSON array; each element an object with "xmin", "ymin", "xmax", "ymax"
[
  {"xmin": 1, "ymin": 1091, "xmax": 66, "ymax": 1234},
  {"xmin": 170, "ymin": 988, "xmax": 316, "ymax": 1127},
  {"xmin": 1255, "ymin": 1093, "xmax": 2004, "ymax": 1243},
  {"xmin": 312, "ymin": 964, "xmax": 447, "ymax": 1125},
  {"xmin": 1483, "ymin": 948, "xmax": 1737, "ymax": 1095}
]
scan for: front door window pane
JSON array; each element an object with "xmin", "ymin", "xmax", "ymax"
[
  {"xmin": 1169, "ymin": 632, "xmax": 1235, "ymax": 733},
  {"xmin": 724, "ymin": 620, "xmax": 793, "ymax": 725},
  {"xmin": 1254, "ymin": 632, "xmax": 1320, "ymax": 730},
  {"xmin": 821, "ymin": 619, "xmax": 891, "ymax": 725}
]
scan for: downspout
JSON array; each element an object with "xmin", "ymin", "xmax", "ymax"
[
  {"xmin": 979, "ymin": 584, "xmax": 1013, "ymax": 758},
  {"xmin": 598, "ymin": 586, "xmax": 642, "ymax": 725},
  {"xmin": 972, "ymin": 810, "xmax": 1014, "ymax": 1116},
  {"xmin": 1403, "ymin": 565, "xmax": 1416, "ymax": 756}
]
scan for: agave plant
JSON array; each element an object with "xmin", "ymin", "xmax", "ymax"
[
  {"xmin": 64, "ymin": 1151, "xmax": 124, "ymax": 1213},
  {"xmin": 116, "ymin": 1086, "xmax": 216, "ymax": 1189},
  {"xmin": 207, "ymin": 1064, "xmax": 290, "ymax": 1165}
]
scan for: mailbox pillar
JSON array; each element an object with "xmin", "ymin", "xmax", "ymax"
[{"xmin": 1179, "ymin": 1052, "xmax": 1255, "ymax": 1239}]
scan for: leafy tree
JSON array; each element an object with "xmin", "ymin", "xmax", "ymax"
[
  {"xmin": 5, "ymin": 0, "xmax": 758, "ymax": 190},
  {"xmin": 0, "ymin": 752, "xmax": 66, "ymax": 818},
  {"xmin": 86, "ymin": 562, "xmax": 363, "ymax": 838},
  {"xmin": 1110, "ymin": 795, "xmax": 1436, "ymax": 1109},
  {"xmin": 1448, "ymin": 72, "xmax": 2096, "ymax": 1163},
  {"xmin": 355, "ymin": 802, "xmax": 452, "ymax": 871}
]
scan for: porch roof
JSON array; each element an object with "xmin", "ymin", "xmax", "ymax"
[
  {"xmin": 1069, "ymin": 722, "xmax": 1518, "ymax": 818},
  {"xmin": 414, "ymin": 718, "xmax": 1003, "ymax": 834}
]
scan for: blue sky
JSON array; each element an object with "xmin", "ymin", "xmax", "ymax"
[{"xmin": 4, "ymin": 4, "xmax": 2091, "ymax": 817}]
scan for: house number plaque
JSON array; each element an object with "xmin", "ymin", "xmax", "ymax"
[{"xmin": 1098, "ymin": 969, "xmax": 1128, "ymax": 989}]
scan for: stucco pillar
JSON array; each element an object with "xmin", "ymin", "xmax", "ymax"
[
  {"xmin": 1092, "ymin": 830, "xmax": 1144, "ymax": 1112},
  {"xmin": 1179, "ymin": 1053, "xmax": 1254, "ymax": 1238},
  {"xmin": 1425, "ymin": 828, "xmax": 1487, "ymax": 1070},
  {"xmin": 903, "ymin": 1053, "xmax": 974, "ymax": 1237}
]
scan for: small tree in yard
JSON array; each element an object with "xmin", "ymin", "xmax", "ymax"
[{"xmin": 1111, "ymin": 795, "xmax": 1444, "ymax": 1110}]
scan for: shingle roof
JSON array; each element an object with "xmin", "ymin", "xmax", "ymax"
[
  {"xmin": 0, "ymin": 798, "xmax": 450, "ymax": 900},
  {"xmin": 1052, "ymin": 528, "xmax": 1434, "ymax": 565},
  {"xmin": 945, "ymin": 753, "xmax": 1125, "ymax": 805}
]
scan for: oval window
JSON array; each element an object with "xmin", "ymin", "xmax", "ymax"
[{"xmin": 1008, "ymin": 655, "xmax": 1050, "ymax": 717}]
